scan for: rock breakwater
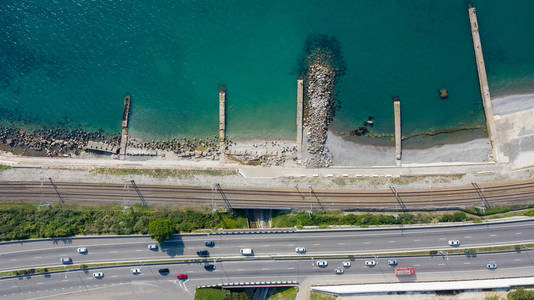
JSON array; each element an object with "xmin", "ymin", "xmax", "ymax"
[
  {"xmin": 0, "ymin": 127, "xmax": 118, "ymax": 156},
  {"xmin": 303, "ymin": 62, "xmax": 336, "ymax": 167}
]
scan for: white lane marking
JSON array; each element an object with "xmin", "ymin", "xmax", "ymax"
[
  {"xmin": 261, "ymin": 268, "xmax": 270, "ymax": 270},
  {"xmin": 413, "ymin": 264, "xmax": 421, "ymax": 267},
  {"xmin": 312, "ymin": 244, "xmax": 320, "ymax": 246},
  {"xmin": 514, "ymin": 259, "xmax": 521, "ymax": 261},
  {"xmin": 515, "ymin": 232, "xmax": 522, "ymax": 235},
  {"xmin": 439, "ymin": 238, "xmax": 446, "ymax": 240},
  {"xmin": 464, "ymin": 262, "xmax": 471, "ymax": 265},
  {"xmin": 464, "ymin": 236, "xmax": 472, "ymax": 239},
  {"xmin": 109, "ymin": 251, "xmax": 119, "ymax": 254},
  {"xmin": 9, "ymin": 259, "xmax": 16, "ymax": 261},
  {"xmin": 288, "ymin": 267, "xmax": 295, "ymax": 270},
  {"xmin": 111, "ymin": 275, "xmax": 118, "ymax": 278},
  {"xmin": 438, "ymin": 263, "xmax": 445, "ymax": 266},
  {"xmin": 237, "ymin": 269, "xmax": 244, "ymax": 271},
  {"xmin": 388, "ymin": 241, "xmax": 396, "ymax": 243},
  {"xmin": 34, "ymin": 256, "xmax": 42, "ymax": 259},
  {"xmin": 413, "ymin": 239, "xmax": 421, "ymax": 242},
  {"xmin": 363, "ymin": 242, "xmax": 371, "ymax": 244},
  {"xmin": 37, "ymin": 282, "xmax": 44, "ymax": 285},
  {"xmin": 489, "ymin": 234, "xmax": 497, "ymax": 237},
  {"xmin": 337, "ymin": 243, "xmax": 345, "ymax": 245},
  {"xmin": 135, "ymin": 249, "xmax": 143, "ymax": 252}
]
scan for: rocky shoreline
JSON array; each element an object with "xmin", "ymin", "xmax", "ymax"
[
  {"xmin": 0, "ymin": 126, "xmax": 118, "ymax": 156},
  {"xmin": 0, "ymin": 125, "xmax": 297, "ymax": 166}
]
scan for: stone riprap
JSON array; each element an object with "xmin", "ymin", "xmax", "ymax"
[{"xmin": 303, "ymin": 61, "xmax": 336, "ymax": 168}]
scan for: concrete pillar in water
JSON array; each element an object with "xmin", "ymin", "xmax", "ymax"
[
  {"xmin": 468, "ymin": 7, "xmax": 499, "ymax": 162},
  {"xmin": 296, "ymin": 79, "xmax": 304, "ymax": 155},
  {"xmin": 219, "ymin": 87, "xmax": 226, "ymax": 156},
  {"xmin": 393, "ymin": 96, "xmax": 401, "ymax": 166}
]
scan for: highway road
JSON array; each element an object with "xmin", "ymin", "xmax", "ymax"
[
  {"xmin": 1, "ymin": 220, "xmax": 534, "ymax": 271},
  {"xmin": 2, "ymin": 250, "xmax": 534, "ymax": 300},
  {"xmin": 1, "ymin": 179, "xmax": 534, "ymax": 209}
]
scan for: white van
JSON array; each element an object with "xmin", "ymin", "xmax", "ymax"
[{"xmin": 240, "ymin": 248, "xmax": 253, "ymax": 256}]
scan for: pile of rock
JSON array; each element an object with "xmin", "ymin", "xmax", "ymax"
[
  {"xmin": 127, "ymin": 137, "xmax": 221, "ymax": 160},
  {"xmin": 303, "ymin": 61, "xmax": 336, "ymax": 168},
  {"xmin": 0, "ymin": 127, "xmax": 118, "ymax": 156}
]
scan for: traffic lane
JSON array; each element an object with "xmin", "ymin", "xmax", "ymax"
[
  {"xmin": 2, "ymin": 219, "xmax": 533, "ymax": 254},
  {"xmin": 2, "ymin": 250, "xmax": 534, "ymax": 298},
  {"xmin": 2, "ymin": 220, "xmax": 534, "ymax": 271}
]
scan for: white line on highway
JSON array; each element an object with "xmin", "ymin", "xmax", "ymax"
[
  {"xmin": 363, "ymin": 242, "xmax": 371, "ymax": 244},
  {"xmin": 514, "ymin": 259, "xmax": 521, "ymax": 261},
  {"xmin": 464, "ymin": 262, "xmax": 471, "ymax": 265},
  {"xmin": 490, "ymin": 234, "xmax": 497, "ymax": 237},
  {"xmin": 413, "ymin": 239, "xmax": 421, "ymax": 242},
  {"xmin": 516, "ymin": 232, "xmax": 522, "ymax": 235},
  {"xmin": 337, "ymin": 243, "xmax": 345, "ymax": 245},
  {"xmin": 313, "ymin": 244, "xmax": 320, "ymax": 246},
  {"xmin": 288, "ymin": 267, "xmax": 295, "ymax": 270},
  {"xmin": 464, "ymin": 236, "xmax": 472, "ymax": 239},
  {"xmin": 388, "ymin": 241, "xmax": 396, "ymax": 243}
]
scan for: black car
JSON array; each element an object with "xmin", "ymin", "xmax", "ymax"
[
  {"xmin": 197, "ymin": 250, "xmax": 209, "ymax": 257},
  {"xmin": 158, "ymin": 268, "xmax": 170, "ymax": 275},
  {"xmin": 204, "ymin": 264, "xmax": 215, "ymax": 271},
  {"xmin": 205, "ymin": 241, "xmax": 215, "ymax": 247}
]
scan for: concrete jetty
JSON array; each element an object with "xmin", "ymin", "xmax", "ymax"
[
  {"xmin": 296, "ymin": 79, "xmax": 304, "ymax": 155},
  {"xmin": 219, "ymin": 87, "xmax": 226, "ymax": 155},
  {"xmin": 119, "ymin": 94, "xmax": 131, "ymax": 159},
  {"xmin": 393, "ymin": 96, "xmax": 401, "ymax": 166},
  {"xmin": 468, "ymin": 7, "xmax": 499, "ymax": 161}
]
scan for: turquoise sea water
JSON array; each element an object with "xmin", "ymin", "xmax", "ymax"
[{"xmin": 1, "ymin": 0, "xmax": 534, "ymax": 140}]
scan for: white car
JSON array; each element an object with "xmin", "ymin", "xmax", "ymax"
[
  {"xmin": 240, "ymin": 248, "xmax": 253, "ymax": 256},
  {"xmin": 77, "ymin": 247, "xmax": 87, "ymax": 254},
  {"xmin": 131, "ymin": 268, "xmax": 141, "ymax": 275},
  {"xmin": 388, "ymin": 259, "xmax": 398, "ymax": 266},
  {"xmin": 342, "ymin": 261, "xmax": 351, "ymax": 268},
  {"xmin": 316, "ymin": 260, "xmax": 328, "ymax": 267},
  {"xmin": 295, "ymin": 247, "xmax": 306, "ymax": 254},
  {"xmin": 147, "ymin": 244, "xmax": 158, "ymax": 250},
  {"xmin": 487, "ymin": 263, "xmax": 498, "ymax": 270},
  {"xmin": 365, "ymin": 260, "xmax": 376, "ymax": 266},
  {"xmin": 448, "ymin": 240, "xmax": 461, "ymax": 246},
  {"xmin": 335, "ymin": 268, "xmax": 344, "ymax": 274},
  {"xmin": 93, "ymin": 272, "xmax": 104, "ymax": 279}
]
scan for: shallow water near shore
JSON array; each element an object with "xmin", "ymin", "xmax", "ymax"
[{"xmin": 1, "ymin": 0, "xmax": 534, "ymax": 142}]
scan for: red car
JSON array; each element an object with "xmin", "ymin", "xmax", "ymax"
[{"xmin": 177, "ymin": 273, "xmax": 188, "ymax": 280}]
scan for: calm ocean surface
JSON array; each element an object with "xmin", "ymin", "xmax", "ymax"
[{"xmin": 1, "ymin": 0, "xmax": 534, "ymax": 139}]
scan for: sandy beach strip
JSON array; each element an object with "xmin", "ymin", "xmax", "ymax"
[{"xmin": 492, "ymin": 92, "xmax": 534, "ymax": 115}]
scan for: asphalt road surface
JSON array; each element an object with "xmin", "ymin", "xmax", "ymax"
[
  {"xmin": 1, "ymin": 179, "xmax": 534, "ymax": 209},
  {"xmin": 1, "ymin": 220, "xmax": 534, "ymax": 271},
  {"xmin": 2, "ymin": 250, "xmax": 534, "ymax": 300}
]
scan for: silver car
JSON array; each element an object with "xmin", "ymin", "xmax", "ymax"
[
  {"xmin": 316, "ymin": 260, "xmax": 328, "ymax": 267},
  {"xmin": 295, "ymin": 247, "xmax": 306, "ymax": 254},
  {"xmin": 365, "ymin": 260, "xmax": 376, "ymax": 266},
  {"xmin": 335, "ymin": 268, "xmax": 344, "ymax": 274}
]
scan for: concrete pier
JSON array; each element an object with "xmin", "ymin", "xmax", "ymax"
[
  {"xmin": 296, "ymin": 79, "xmax": 304, "ymax": 155},
  {"xmin": 468, "ymin": 7, "xmax": 499, "ymax": 161},
  {"xmin": 393, "ymin": 96, "xmax": 401, "ymax": 166},
  {"xmin": 119, "ymin": 94, "xmax": 131, "ymax": 159},
  {"xmin": 219, "ymin": 87, "xmax": 226, "ymax": 154}
]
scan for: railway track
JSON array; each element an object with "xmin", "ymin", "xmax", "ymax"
[{"xmin": 0, "ymin": 179, "xmax": 533, "ymax": 210}]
